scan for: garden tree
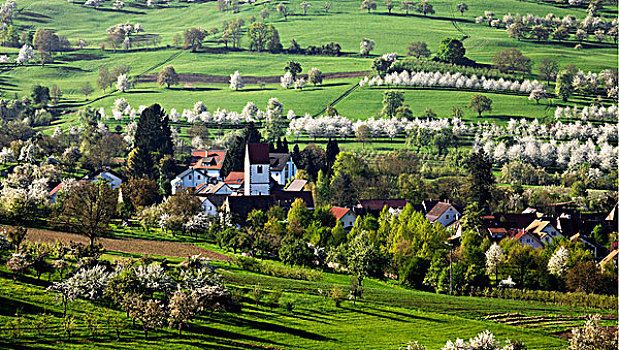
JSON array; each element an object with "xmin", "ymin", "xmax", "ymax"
[
  {"xmin": 279, "ymin": 236, "xmax": 314, "ymax": 266},
  {"xmin": 436, "ymin": 37, "xmax": 465, "ymax": 63},
  {"xmin": 359, "ymin": 38, "xmax": 375, "ymax": 56},
  {"xmin": 63, "ymin": 181, "xmax": 117, "ymax": 247},
  {"xmin": 276, "ymin": 3, "xmax": 289, "ymax": 20},
  {"xmin": 284, "ymin": 60, "xmax": 302, "ymax": 80},
  {"xmin": 407, "ymin": 41, "xmax": 431, "ymax": 59},
  {"xmin": 229, "ymin": 70, "xmax": 244, "ymax": 90},
  {"xmin": 134, "ymin": 103, "xmax": 173, "ymax": 164},
  {"xmin": 506, "ymin": 243, "xmax": 537, "ymax": 287},
  {"xmin": 528, "ymin": 89, "xmax": 548, "ymax": 104},
  {"xmin": 468, "ymin": 94, "xmax": 492, "ymax": 117},
  {"xmin": 538, "ymin": 58, "xmax": 558, "ymax": 85},
  {"xmin": 360, "ymin": 0, "xmax": 377, "ymax": 13},
  {"xmin": 555, "ymin": 70, "xmax": 574, "ymax": 101},
  {"xmin": 126, "ymin": 147, "xmax": 154, "ymax": 179},
  {"xmin": 416, "ymin": 0, "xmax": 434, "ymax": 16},
  {"xmin": 381, "ymin": 90, "xmax": 404, "ymax": 117},
  {"xmin": 507, "ymin": 22, "xmax": 527, "ymax": 41},
  {"xmin": 566, "ymin": 261, "xmax": 604, "ymax": 294},
  {"xmin": 465, "ymin": 150, "xmax": 494, "ymax": 210},
  {"xmin": 183, "ymin": 27, "xmax": 206, "ymax": 52},
  {"xmin": 315, "ymin": 170, "xmax": 332, "ymax": 205},
  {"xmin": 592, "ymin": 225, "xmax": 609, "ymax": 247},
  {"xmin": 547, "ymin": 246, "xmax": 570, "ymax": 278},
  {"xmin": 456, "ymin": 3, "xmax": 468, "ymax": 16},
  {"xmin": 384, "ymin": 0, "xmax": 394, "ymax": 14},
  {"xmin": 400, "ymin": 1, "xmax": 414, "ymax": 14},
  {"xmin": 330, "ymin": 171, "xmax": 355, "ymax": 207},
  {"xmin": 308, "ymin": 67, "xmax": 323, "ymax": 86},
  {"xmin": 485, "ymin": 243, "xmax": 503, "ymax": 286},
  {"xmin": 397, "ymin": 174, "xmax": 426, "ymax": 203},
  {"xmin": 124, "ymin": 177, "xmax": 160, "ymax": 208},
  {"xmin": 568, "ymin": 315, "xmax": 619, "ymax": 350},
  {"xmin": 491, "ymin": 48, "xmax": 532, "ymax": 77},
  {"xmin": 347, "ymin": 231, "xmax": 388, "ymax": 286},
  {"xmin": 157, "ymin": 65, "xmax": 179, "ymax": 89},
  {"xmin": 168, "ymin": 290, "xmax": 200, "ymax": 336}
]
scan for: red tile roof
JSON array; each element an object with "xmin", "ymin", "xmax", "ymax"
[
  {"xmin": 330, "ymin": 207, "xmax": 351, "ymax": 220},
  {"xmin": 49, "ymin": 182, "xmax": 63, "ymax": 196},
  {"xmin": 190, "ymin": 150, "xmax": 226, "ymax": 170},
  {"xmin": 224, "ymin": 171, "xmax": 244, "ymax": 184},
  {"xmin": 247, "ymin": 144, "xmax": 270, "ymax": 164},
  {"xmin": 357, "ymin": 199, "xmax": 407, "ymax": 212}
]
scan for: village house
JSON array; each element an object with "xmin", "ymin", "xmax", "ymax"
[
  {"xmin": 425, "ymin": 201, "xmax": 461, "ymax": 227},
  {"xmin": 171, "ymin": 150, "xmax": 226, "ymax": 194},
  {"xmin": 525, "ymin": 219, "xmax": 563, "ymax": 245},
  {"xmin": 269, "ymin": 153, "xmax": 297, "ymax": 186},
  {"xmin": 511, "ymin": 229, "xmax": 545, "ymax": 249},
  {"xmin": 330, "ymin": 206, "xmax": 357, "ymax": 229}
]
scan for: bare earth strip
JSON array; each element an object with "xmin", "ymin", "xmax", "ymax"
[
  {"xmin": 136, "ymin": 71, "xmax": 370, "ymax": 85},
  {"xmin": 20, "ymin": 227, "xmax": 231, "ymax": 261}
]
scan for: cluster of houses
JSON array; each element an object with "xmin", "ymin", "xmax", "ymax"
[{"xmin": 45, "ymin": 143, "xmax": 618, "ymax": 269}]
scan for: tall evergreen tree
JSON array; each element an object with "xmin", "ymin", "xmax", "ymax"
[
  {"xmin": 324, "ymin": 138, "xmax": 340, "ymax": 176},
  {"xmin": 221, "ymin": 123, "xmax": 263, "ymax": 177},
  {"xmin": 282, "ymin": 138, "xmax": 289, "ymax": 152},
  {"xmin": 292, "ymin": 144, "xmax": 301, "ymax": 167},
  {"xmin": 135, "ymin": 104, "xmax": 173, "ymax": 158},
  {"xmin": 465, "ymin": 150, "xmax": 495, "ymax": 210}
]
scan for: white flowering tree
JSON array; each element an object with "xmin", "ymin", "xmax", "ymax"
[
  {"xmin": 116, "ymin": 74, "xmax": 131, "ymax": 92},
  {"xmin": 229, "ymin": 70, "xmax": 244, "ymax": 90},
  {"xmin": 547, "ymin": 246, "xmax": 570, "ymax": 277},
  {"xmin": 360, "ymin": 38, "xmax": 375, "ymax": 56},
  {"xmin": 485, "ymin": 243, "xmax": 503, "ymax": 285},
  {"xmin": 280, "ymin": 72, "xmax": 294, "ymax": 89},
  {"xmin": 15, "ymin": 44, "xmax": 35, "ymax": 64}
]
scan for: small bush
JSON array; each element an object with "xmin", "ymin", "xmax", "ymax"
[{"xmin": 279, "ymin": 295, "xmax": 296, "ymax": 312}]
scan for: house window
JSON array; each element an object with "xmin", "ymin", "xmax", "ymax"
[
  {"xmin": 257, "ymin": 165, "xmax": 263, "ymax": 174},
  {"xmin": 198, "ymin": 175, "xmax": 201, "ymax": 180},
  {"xmin": 188, "ymin": 175, "xmax": 192, "ymax": 180},
  {"xmin": 445, "ymin": 215, "xmax": 449, "ymax": 219}
]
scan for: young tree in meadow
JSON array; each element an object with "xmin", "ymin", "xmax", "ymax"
[
  {"xmin": 97, "ymin": 66, "xmax": 113, "ymax": 92},
  {"xmin": 259, "ymin": 8, "xmax": 270, "ymax": 22},
  {"xmin": 277, "ymin": 3, "xmax": 289, "ymax": 20},
  {"xmin": 400, "ymin": 1, "xmax": 414, "ymax": 15},
  {"xmin": 507, "ymin": 22, "xmax": 527, "ymax": 41},
  {"xmin": 308, "ymin": 67, "xmax": 323, "ymax": 86},
  {"xmin": 301, "ymin": 1, "xmax": 311, "ymax": 15},
  {"xmin": 456, "ymin": 3, "xmax": 468, "ymax": 16},
  {"xmin": 416, "ymin": 0, "xmax": 434, "ymax": 16},
  {"xmin": 538, "ymin": 57, "xmax": 558, "ymax": 85},
  {"xmin": 491, "ymin": 48, "xmax": 532, "ymax": 77},
  {"xmin": 183, "ymin": 27, "xmax": 206, "ymax": 52},
  {"xmin": 485, "ymin": 243, "xmax": 503, "ymax": 286},
  {"xmin": 468, "ymin": 94, "xmax": 492, "ymax": 117},
  {"xmin": 555, "ymin": 70, "xmax": 574, "ymax": 102},
  {"xmin": 81, "ymin": 82, "xmax": 94, "ymax": 98},
  {"xmin": 553, "ymin": 25, "xmax": 570, "ymax": 42},
  {"xmin": 281, "ymin": 71, "xmax": 294, "ymax": 89},
  {"xmin": 15, "ymin": 44, "xmax": 34, "ymax": 64},
  {"xmin": 157, "ymin": 65, "xmax": 179, "ymax": 89},
  {"xmin": 359, "ymin": 38, "xmax": 375, "ymax": 56},
  {"xmin": 229, "ymin": 70, "xmax": 244, "ymax": 90},
  {"xmin": 355, "ymin": 124, "xmax": 371, "ymax": 149},
  {"xmin": 63, "ymin": 181, "xmax": 117, "ymax": 247},
  {"xmin": 385, "ymin": 0, "xmax": 394, "ymax": 14},
  {"xmin": 284, "ymin": 60, "xmax": 302, "ymax": 80},
  {"xmin": 382, "ymin": 90, "xmax": 404, "ymax": 117},
  {"xmin": 116, "ymin": 74, "xmax": 130, "ymax": 92},
  {"xmin": 407, "ymin": 41, "xmax": 431, "ymax": 59},
  {"xmin": 528, "ymin": 89, "xmax": 548, "ymax": 104},
  {"xmin": 360, "ymin": 0, "xmax": 377, "ymax": 13},
  {"xmin": 436, "ymin": 37, "xmax": 465, "ymax": 63},
  {"xmin": 323, "ymin": 2, "xmax": 331, "ymax": 13}
]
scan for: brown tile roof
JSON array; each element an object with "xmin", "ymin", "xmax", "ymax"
[
  {"xmin": 247, "ymin": 144, "xmax": 270, "ymax": 164},
  {"xmin": 269, "ymin": 153, "xmax": 291, "ymax": 171},
  {"xmin": 357, "ymin": 199, "xmax": 408, "ymax": 212},
  {"xmin": 330, "ymin": 207, "xmax": 352, "ymax": 220},
  {"xmin": 425, "ymin": 202, "xmax": 454, "ymax": 221},
  {"xmin": 190, "ymin": 150, "xmax": 226, "ymax": 170},
  {"xmin": 600, "ymin": 249, "xmax": 618, "ymax": 267},
  {"xmin": 224, "ymin": 171, "xmax": 244, "ymax": 185}
]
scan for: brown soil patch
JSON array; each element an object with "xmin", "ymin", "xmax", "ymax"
[
  {"xmin": 136, "ymin": 71, "xmax": 370, "ymax": 85},
  {"xmin": 21, "ymin": 227, "xmax": 231, "ymax": 261}
]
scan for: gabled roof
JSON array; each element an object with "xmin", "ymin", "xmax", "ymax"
[
  {"xmin": 526, "ymin": 220, "xmax": 553, "ymax": 236},
  {"xmin": 247, "ymin": 144, "xmax": 270, "ymax": 164},
  {"xmin": 269, "ymin": 153, "xmax": 292, "ymax": 171},
  {"xmin": 606, "ymin": 203, "xmax": 618, "ymax": 221},
  {"xmin": 357, "ymin": 199, "xmax": 408, "ymax": 212},
  {"xmin": 600, "ymin": 249, "xmax": 618, "ymax": 267},
  {"xmin": 224, "ymin": 171, "xmax": 244, "ymax": 185},
  {"xmin": 174, "ymin": 167, "xmax": 208, "ymax": 180},
  {"xmin": 488, "ymin": 227, "xmax": 507, "ymax": 235},
  {"xmin": 285, "ymin": 179, "xmax": 307, "ymax": 192},
  {"xmin": 190, "ymin": 150, "xmax": 226, "ymax": 170},
  {"xmin": 199, "ymin": 194, "xmax": 228, "ymax": 208},
  {"xmin": 331, "ymin": 206, "xmax": 353, "ymax": 220},
  {"xmin": 49, "ymin": 182, "xmax": 64, "ymax": 196},
  {"xmin": 200, "ymin": 182, "xmax": 230, "ymax": 195},
  {"xmin": 512, "ymin": 230, "xmax": 542, "ymax": 245},
  {"xmin": 426, "ymin": 202, "xmax": 456, "ymax": 222}
]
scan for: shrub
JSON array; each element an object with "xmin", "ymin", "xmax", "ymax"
[{"xmin": 279, "ymin": 295, "xmax": 296, "ymax": 312}]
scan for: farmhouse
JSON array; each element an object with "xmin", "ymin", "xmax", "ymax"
[
  {"xmin": 171, "ymin": 150, "xmax": 226, "ymax": 194},
  {"xmin": 511, "ymin": 229, "xmax": 544, "ymax": 249},
  {"xmin": 425, "ymin": 201, "xmax": 461, "ymax": 227},
  {"xmin": 330, "ymin": 206, "xmax": 357, "ymax": 229},
  {"xmin": 525, "ymin": 219, "xmax": 563, "ymax": 245}
]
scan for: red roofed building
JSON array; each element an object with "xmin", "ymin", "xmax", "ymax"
[
  {"xmin": 224, "ymin": 171, "xmax": 245, "ymax": 189},
  {"xmin": 330, "ymin": 206, "xmax": 357, "ymax": 229}
]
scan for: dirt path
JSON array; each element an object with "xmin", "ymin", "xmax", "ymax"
[
  {"xmin": 136, "ymin": 71, "xmax": 370, "ymax": 85},
  {"xmin": 21, "ymin": 227, "xmax": 232, "ymax": 261}
]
